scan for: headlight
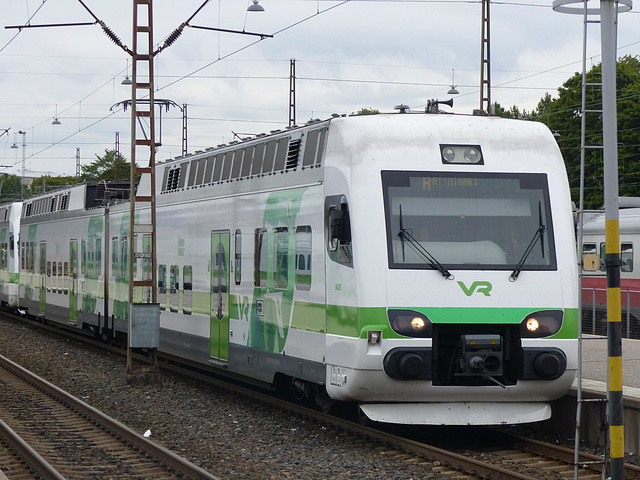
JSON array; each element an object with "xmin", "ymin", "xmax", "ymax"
[
  {"xmin": 520, "ymin": 310, "xmax": 563, "ymax": 338},
  {"xmin": 388, "ymin": 309, "xmax": 432, "ymax": 338},
  {"xmin": 439, "ymin": 144, "xmax": 484, "ymax": 165}
]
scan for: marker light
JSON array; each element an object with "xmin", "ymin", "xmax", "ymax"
[
  {"xmin": 520, "ymin": 310, "xmax": 563, "ymax": 338},
  {"xmin": 440, "ymin": 144, "xmax": 484, "ymax": 165},
  {"xmin": 388, "ymin": 309, "xmax": 432, "ymax": 338}
]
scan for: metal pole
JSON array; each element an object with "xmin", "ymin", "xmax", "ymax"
[
  {"xmin": 480, "ymin": 0, "xmax": 491, "ymax": 114},
  {"xmin": 20, "ymin": 131, "xmax": 26, "ymax": 200},
  {"xmin": 601, "ymin": 1, "xmax": 624, "ymax": 477}
]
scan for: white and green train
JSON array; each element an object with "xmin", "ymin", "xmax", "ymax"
[{"xmin": 7, "ymin": 112, "xmax": 578, "ymax": 425}]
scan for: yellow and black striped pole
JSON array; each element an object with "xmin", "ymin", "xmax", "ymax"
[
  {"xmin": 605, "ymin": 219, "xmax": 624, "ymax": 477},
  {"xmin": 602, "ymin": 1, "xmax": 624, "ymax": 478}
]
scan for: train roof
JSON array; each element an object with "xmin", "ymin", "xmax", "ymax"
[
  {"xmin": 582, "ymin": 207, "xmax": 640, "ymax": 234},
  {"xmin": 15, "ymin": 112, "xmax": 560, "ymax": 217}
]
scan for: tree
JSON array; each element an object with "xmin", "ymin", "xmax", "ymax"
[
  {"xmin": 356, "ymin": 107, "xmax": 380, "ymax": 115},
  {"xmin": 79, "ymin": 149, "xmax": 133, "ymax": 183},
  {"xmin": 531, "ymin": 55, "xmax": 640, "ymax": 209},
  {"xmin": 29, "ymin": 176, "xmax": 78, "ymax": 195},
  {"xmin": 493, "ymin": 103, "xmax": 531, "ymax": 119},
  {"xmin": 0, "ymin": 174, "xmax": 25, "ymax": 203}
]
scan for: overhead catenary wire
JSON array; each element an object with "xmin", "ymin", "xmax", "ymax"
[{"xmin": 3, "ymin": 0, "xmax": 639, "ymax": 175}]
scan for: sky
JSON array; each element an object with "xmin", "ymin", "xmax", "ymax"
[{"xmin": 1, "ymin": 0, "xmax": 640, "ymax": 178}]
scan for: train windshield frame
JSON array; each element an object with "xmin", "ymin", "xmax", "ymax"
[{"xmin": 381, "ymin": 171, "xmax": 557, "ymax": 272}]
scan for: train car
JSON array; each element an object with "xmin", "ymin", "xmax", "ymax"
[
  {"xmin": 15, "ymin": 112, "xmax": 578, "ymax": 425},
  {"xmin": 581, "ymin": 205, "xmax": 640, "ymax": 332},
  {"xmin": 0, "ymin": 201, "xmax": 22, "ymax": 309}
]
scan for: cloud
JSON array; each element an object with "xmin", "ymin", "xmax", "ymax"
[{"xmin": 1, "ymin": 0, "xmax": 639, "ymax": 176}]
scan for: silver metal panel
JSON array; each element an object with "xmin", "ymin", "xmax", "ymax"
[{"xmin": 129, "ymin": 303, "xmax": 160, "ymax": 348}]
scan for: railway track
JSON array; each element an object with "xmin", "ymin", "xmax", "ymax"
[
  {"xmin": 0, "ymin": 353, "xmax": 220, "ymax": 480},
  {"xmin": 5, "ymin": 314, "xmax": 640, "ymax": 480},
  {"xmin": 167, "ymin": 359, "xmax": 640, "ymax": 480}
]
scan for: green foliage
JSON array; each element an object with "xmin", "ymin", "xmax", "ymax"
[
  {"xmin": 0, "ymin": 175, "xmax": 25, "ymax": 203},
  {"xmin": 29, "ymin": 176, "xmax": 78, "ymax": 195},
  {"xmin": 79, "ymin": 149, "xmax": 132, "ymax": 183},
  {"xmin": 356, "ymin": 107, "xmax": 380, "ymax": 115},
  {"xmin": 493, "ymin": 103, "xmax": 531, "ymax": 119},
  {"xmin": 531, "ymin": 55, "xmax": 640, "ymax": 209}
]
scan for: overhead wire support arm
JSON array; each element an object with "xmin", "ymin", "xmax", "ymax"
[
  {"xmin": 75, "ymin": 0, "xmax": 132, "ymax": 55},
  {"xmin": 5, "ymin": 22, "xmax": 97, "ymax": 30},
  {"xmin": 188, "ymin": 24, "xmax": 273, "ymax": 39}
]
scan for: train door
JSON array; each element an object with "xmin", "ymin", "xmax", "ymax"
[
  {"xmin": 39, "ymin": 242, "xmax": 46, "ymax": 314},
  {"xmin": 69, "ymin": 240, "xmax": 78, "ymax": 323},
  {"xmin": 210, "ymin": 230, "xmax": 230, "ymax": 361}
]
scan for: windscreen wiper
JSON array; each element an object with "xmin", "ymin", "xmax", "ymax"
[
  {"xmin": 509, "ymin": 224, "xmax": 546, "ymax": 281},
  {"xmin": 397, "ymin": 206, "xmax": 453, "ymax": 279}
]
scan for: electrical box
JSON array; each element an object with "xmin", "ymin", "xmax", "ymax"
[{"xmin": 129, "ymin": 303, "xmax": 160, "ymax": 348}]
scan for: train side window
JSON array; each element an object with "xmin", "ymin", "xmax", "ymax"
[
  {"xmin": 169, "ymin": 265, "xmax": 179, "ymax": 313},
  {"xmin": 234, "ymin": 230, "xmax": 242, "ymax": 285},
  {"xmin": 599, "ymin": 242, "xmax": 606, "ymax": 272},
  {"xmin": 622, "ymin": 243, "xmax": 633, "ymax": 273},
  {"xmin": 21, "ymin": 241, "xmax": 25, "ymax": 269},
  {"xmin": 40, "ymin": 244, "xmax": 46, "ymax": 276},
  {"xmin": 177, "ymin": 162, "xmax": 188, "ymax": 189},
  {"xmin": 31, "ymin": 242, "xmax": 35, "ymax": 272},
  {"xmin": 582, "ymin": 243, "xmax": 598, "ymax": 272},
  {"xmin": 254, "ymin": 228, "xmax": 268, "ymax": 287},
  {"xmin": 51, "ymin": 261, "xmax": 56, "ymax": 292},
  {"xmin": 221, "ymin": 152, "xmax": 233, "ymax": 182},
  {"xmin": 57, "ymin": 262, "xmax": 63, "ymax": 293},
  {"xmin": 212, "ymin": 154, "xmax": 223, "ymax": 183},
  {"xmin": 263, "ymin": 140, "xmax": 277, "ymax": 174},
  {"xmin": 64, "ymin": 261, "xmax": 69, "ymax": 295},
  {"xmin": 274, "ymin": 227, "xmax": 289, "ymax": 289},
  {"xmin": 204, "ymin": 155, "xmax": 215, "ymax": 183},
  {"xmin": 241, "ymin": 147, "xmax": 254, "ymax": 178},
  {"xmin": 196, "ymin": 156, "xmax": 207, "ymax": 185},
  {"xmin": 111, "ymin": 237, "xmax": 118, "ymax": 276},
  {"xmin": 158, "ymin": 264, "xmax": 167, "ymax": 311},
  {"xmin": 183, "ymin": 265, "xmax": 193, "ymax": 314},
  {"xmin": 188, "ymin": 159, "xmax": 199, "ymax": 187},
  {"xmin": 95, "ymin": 238, "xmax": 102, "ymax": 276},
  {"xmin": 302, "ymin": 129, "xmax": 319, "ymax": 168},
  {"xmin": 81, "ymin": 239, "xmax": 87, "ymax": 275},
  {"xmin": 326, "ymin": 195, "xmax": 353, "ymax": 268},
  {"xmin": 88, "ymin": 238, "xmax": 95, "ymax": 276},
  {"xmin": 251, "ymin": 143, "xmax": 265, "ymax": 176},
  {"xmin": 231, "ymin": 149, "xmax": 243, "ymax": 180},
  {"xmin": 295, "ymin": 226, "xmax": 312, "ymax": 291},
  {"xmin": 274, "ymin": 138, "xmax": 288, "ymax": 172},
  {"xmin": 120, "ymin": 236, "xmax": 129, "ymax": 277}
]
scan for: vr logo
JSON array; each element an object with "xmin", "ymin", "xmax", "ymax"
[{"xmin": 457, "ymin": 280, "xmax": 492, "ymax": 297}]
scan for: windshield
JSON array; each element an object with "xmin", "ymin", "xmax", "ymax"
[{"xmin": 382, "ymin": 171, "xmax": 557, "ymax": 271}]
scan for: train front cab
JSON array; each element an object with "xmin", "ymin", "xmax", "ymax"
[{"xmin": 322, "ymin": 115, "xmax": 578, "ymax": 425}]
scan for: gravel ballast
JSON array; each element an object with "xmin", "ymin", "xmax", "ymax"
[{"xmin": 0, "ymin": 317, "xmax": 450, "ymax": 480}]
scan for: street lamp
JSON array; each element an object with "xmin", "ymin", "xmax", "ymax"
[
  {"xmin": 122, "ymin": 59, "xmax": 132, "ymax": 85},
  {"xmin": 247, "ymin": 0, "xmax": 265, "ymax": 12},
  {"xmin": 52, "ymin": 105, "xmax": 62, "ymax": 125},
  {"xmin": 447, "ymin": 69, "xmax": 459, "ymax": 95},
  {"xmin": 17, "ymin": 131, "xmax": 26, "ymax": 200}
]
